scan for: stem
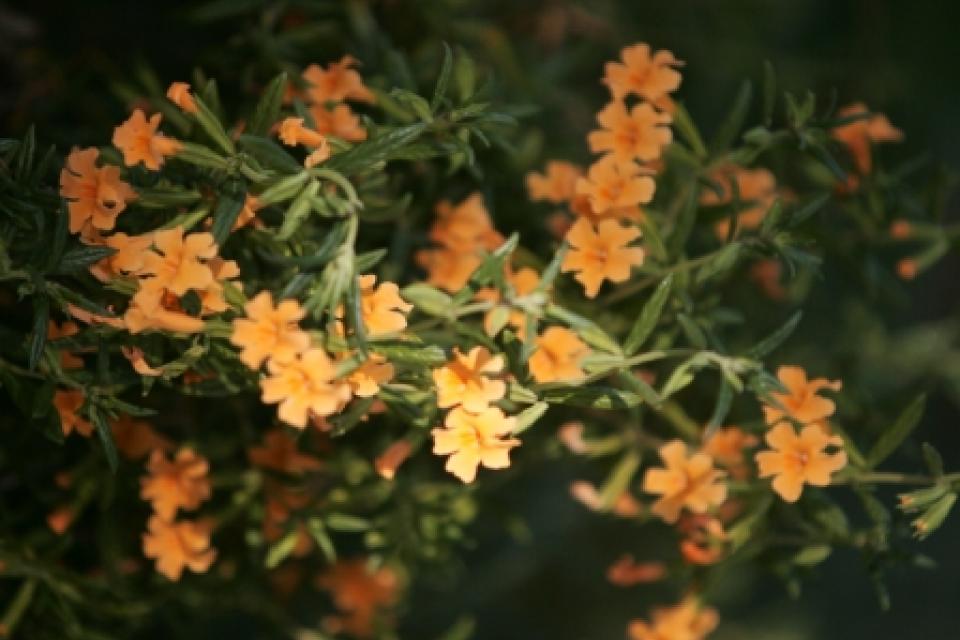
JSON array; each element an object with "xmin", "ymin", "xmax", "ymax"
[
  {"xmin": 1, "ymin": 578, "xmax": 38, "ymax": 637},
  {"xmin": 836, "ymin": 471, "xmax": 960, "ymax": 486}
]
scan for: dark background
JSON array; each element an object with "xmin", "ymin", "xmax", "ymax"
[{"xmin": 3, "ymin": 1, "xmax": 959, "ymax": 638}]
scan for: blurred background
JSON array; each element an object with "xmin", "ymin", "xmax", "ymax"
[{"xmin": 3, "ymin": 1, "xmax": 959, "ymax": 638}]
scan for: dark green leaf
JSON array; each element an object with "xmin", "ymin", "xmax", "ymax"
[
  {"xmin": 53, "ymin": 245, "xmax": 117, "ymax": 275},
  {"xmin": 248, "ymin": 72, "xmax": 288, "ymax": 136},
  {"xmin": 541, "ymin": 386, "xmax": 642, "ymax": 410},
  {"xmin": 624, "ymin": 275, "xmax": 673, "ymax": 355},
  {"xmin": 431, "ymin": 43, "xmax": 454, "ymax": 111},
  {"xmin": 747, "ymin": 311, "xmax": 802, "ymax": 358},
  {"xmin": 867, "ymin": 394, "xmax": 926, "ymax": 468},
  {"xmin": 210, "ymin": 184, "xmax": 247, "ymax": 246},
  {"xmin": 89, "ymin": 403, "xmax": 119, "ymax": 473},
  {"xmin": 710, "ymin": 80, "xmax": 753, "ymax": 155},
  {"xmin": 28, "ymin": 296, "xmax": 49, "ymax": 371}
]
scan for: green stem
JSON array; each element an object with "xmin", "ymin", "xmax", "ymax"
[{"xmin": 1, "ymin": 578, "xmax": 38, "ymax": 637}]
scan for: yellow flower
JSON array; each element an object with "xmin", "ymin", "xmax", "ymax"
[
  {"xmin": 529, "ymin": 326, "xmax": 590, "ymax": 383},
  {"xmin": 561, "ymin": 217, "xmax": 645, "ymax": 298},
  {"xmin": 762, "ymin": 365, "xmax": 842, "ymax": 425},
  {"xmin": 431, "ymin": 405, "xmax": 519, "ymax": 483},
  {"xmin": 432, "ymin": 346, "xmax": 506, "ymax": 413},
  {"xmin": 230, "ymin": 291, "xmax": 311, "ymax": 370},
  {"xmin": 260, "ymin": 348, "xmax": 353, "ymax": 428},
  {"xmin": 643, "ymin": 440, "xmax": 727, "ymax": 524},
  {"xmin": 755, "ymin": 422, "xmax": 847, "ymax": 502}
]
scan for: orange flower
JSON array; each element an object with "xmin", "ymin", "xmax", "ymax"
[
  {"xmin": 309, "ymin": 103, "xmax": 368, "ymax": 142},
  {"xmin": 642, "ymin": 440, "xmax": 727, "ymax": 524},
  {"xmin": 111, "ymin": 414, "xmax": 173, "ymax": 460},
  {"xmin": 66, "ymin": 302, "xmax": 125, "ymax": 329},
  {"xmin": 476, "ymin": 266, "xmax": 542, "ymax": 338},
  {"xmin": 431, "ymin": 405, "xmax": 519, "ymax": 483},
  {"xmin": 832, "ymin": 102, "xmax": 903, "ymax": 174},
  {"xmin": 140, "ymin": 448, "xmax": 212, "ymax": 521},
  {"xmin": 569, "ymin": 192, "xmax": 645, "ymax": 224},
  {"xmin": 627, "ymin": 596, "xmax": 718, "ymax": 640},
  {"xmin": 317, "ymin": 559, "xmax": 400, "ymax": 639},
  {"xmin": 86, "ymin": 232, "xmax": 152, "ymax": 281},
  {"xmin": 166, "ymin": 81, "xmax": 198, "ymax": 114},
  {"xmin": 303, "ymin": 56, "xmax": 376, "ymax": 104},
  {"xmin": 375, "ymin": 440, "xmax": 413, "ymax": 480},
  {"xmin": 357, "ymin": 274, "xmax": 412, "ymax": 336},
  {"xmin": 197, "ymin": 256, "xmax": 240, "ymax": 315},
  {"xmin": 234, "ymin": 194, "xmax": 261, "ymax": 230},
  {"xmin": 260, "ymin": 348, "xmax": 353, "ymax": 428},
  {"xmin": 428, "ymin": 193, "xmax": 504, "ymax": 253},
  {"xmin": 54, "ymin": 389, "xmax": 92, "ymax": 437},
  {"xmin": 47, "ymin": 320, "xmax": 83, "ymax": 369},
  {"xmin": 248, "ymin": 429, "xmax": 323, "ymax": 475},
  {"xmin": 124, "ymin": 288, "xmax": 206, "ymax": 335},
  {"xmin": 142, "ymin": 515, "xmax": 216, "ymax": 581},
  {"xmin": 140, "ymin": 226, "xmax": 218, "ymax": 296},
  {"xmin": 889, "ymin": 219, "xmax": 913, "ymax": 240},
  {"xmin": 112, "ymin": 109, "xmax": 182, "ymax": 170},
  {"xmin": 606, "ymin": 554, "xmax": 665, "ymax": 586},
  {"xmin": 415, "ymin": 247, "xmax": 482, "ymax": 293},
  {"xmin": 59, "ymin": 147, "xmax": 137, "ymax": 234},
  {"xmin": 749, "ymin": 258, "xmax": 786, "ymax": 300},
  {"xmin": 277, "ymin": 117, "xmax": 331, "ymax": 167},
  {"xmin": 526, "ymin": 161, "xmax": 583, "ymax": 204},
  {"xmin": 575, "ymin": 156, "xmax": 655, "ymax": 215},
  {"xmin": 678, "ymin": 514, "xmax": 728, "ymax": 565},
  {"xmin": 897, "ymin": 258, "xmax": 918, "ymax": 280},
  {"xmin": 345, "ymin": 354, "xmax": 395, "ymax": 397},
  {"xmin": 529, "ymin": 326, "xmax": 590, "ymax": 383},
  {"xmin": 762, "ymin": 365, "xmax": 842, "ymax": 425},
  {"xmin": 588, "ymin": 101, "xmax": 672, "ymax": 163},
  {"xmin": 432, "ymin": 346, "xmax": 506, "ymax": 413},
  {"xmin": 755, "ymin": 422, "xmax": 847, "ymax": 502},
  {"xmin": 47, "ymin": 506, "xmax": 75, "ymax": 535},
  {"xmin": 121, "ymin": 345, "xmax": 163, "ymax": 376},
  {"xmin": 703, "ymin": 426, "xmax": 758, "ymax": 480},
  {"xmin": 561, "ymin": 217, "xmax": 645, "ymax": 298},
  {"xmin": 603, "ymin": 44, "xmax": 683, "ymax": 103},
  {"xmin": 701, "ymin": 164, "xmax": 777, "ymax": 238},
  {"xmin": 230, "ymin": 291, "xmax": 310, "ymax": 370}
]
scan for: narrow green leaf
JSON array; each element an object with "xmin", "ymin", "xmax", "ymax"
[
  {"xmin": 624, "ymin": 275, "xmax": 672, "ymax": 355},
  {"xmin": 89, "ymin": 403, "xmax": 119, "ymax": 473},
  {"xmin": 431, "ymin": 43, "xmax": 454, "ymax": 111},
  {"xmin": 325, "ymin": 513, "xmax": 372, "ymax": 532},
  {"xmin": 710, "ymin": 80, "xmax": 753, "ymax": 155},
  {"xmin": 53, "ymin": 245, "xmax": 117, "ymax": 275},
  {"xmin": 210, "ymin": 184, "xmax": 247, "ymax": 246},
  {"xmin": 746, "ymin": 311, "xmax": 802, "ymax": 358},
  {"xmin": 325, "ymin": 123, "xmax": 427, "ymax": 174},
  {"xmin": 249, "ymin": 72, "xmax": 288, "ymax": 136},
  {"xmin": 401, "ymin": 283, "xmax": 453, "ymax": 317},
  {"xmin": 28, "ymin": 296, "xmax": 49, "ymax": 371},
  {"xmin": 541, "ymin": 386, "xmax": 642, "ymax": 410},
  {"xmin": 512, "ymin": 401, "xmax": 548, "ymax": 435},
  {"xmin": 265, "ymin": 529, "xmax": 300, "ymax": 568},
  {"xmin": 867, "ymin": 394, "xmax": 927, "ymax": 468},
  {"xmin": 672, "ymin": 103, "xmax": 708, "ymax": 159},
  {"xmin": 191, "ymin": 94, "xmax": 235, "ymax": 154}
]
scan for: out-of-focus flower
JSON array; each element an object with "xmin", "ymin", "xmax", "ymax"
[
  {"xmin": 142, "ymin": 515, "xmax": 216, "ymax": 581},
  {"xmin": 345, "ymin": 354, "xmax": 395, "ymax": 398},
  {"xmin": 588, "ymin": 101, "xmax": 672, "ymax": 163},
  {"xmin": 603, "ymin": 44, "xmax": 683, "ymax": 103},
  {"xmin": 832, "ymin": 102, "xmax": 903, "ymax": 174},
  {"xmin": 606, "ymin": 554, "xmax": 666, "ymax": 586},
  {"xmin": 47, "ymin": 320, "xmax": 83, "ymax": 369},
  {"xmin": 643, "ymin": 440, "xmax": 727, "ymax": 524},
  {"xmin": 248, "ymin": 429, "xmax": 323, "ymax": 475},
  {"xmin": 317, "ymin": 559, "xmax": 400, "ymax": 639},
  {"xmin": 701, "ymin": 164, "xmax": 777, "ymax": 238},
  {"xmin": 526, "ymin": 161, "xmax": 583, "ymax": 204},
  {"xmin": 529, "ymin": 326, "xmax": 590, "ymax": 383},
  {"xmin": 309, "ymin": 103, "xmax": 367, "ymax": 141},
  {"xmin": 303, "ymin": 56, "xmax": 376, "ymax": 104},
  {"xmin": 703, "ymin": 426, "xmax": 758, "ymax": 480},
  {"xmin": 54, "ymin": 389, "xmax": 92, "ymax": 437},
  {"xmin": 627, "ymin": 596, "xmax": 718, "ymax": 640},
  {"xmin": 111, "ymin": 415, "xmax": 173, "ymax": 460},
  {"xmin": 140, "ymin": 448, "xmax": 211, "ymax": 521},
  {"xmin": 375, "ymin": 440, "xmax": 413, "ymax": 481}
]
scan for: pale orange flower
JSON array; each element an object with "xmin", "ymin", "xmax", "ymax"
[
  {"xmin": 529, "ymin": 326, "xmax": 590, "ymax": 383},
  {"xmin": 432, "ymin": 346, "xmax": 506, "ymax": 413},
  {"xmin": 260, "ymin": 348, "xmax": 353, "ymax": 428},
  {"xmin": 415, "ymin": 247, "xmax": 483, "ymax": 293},
  {"xmin": 431, "ymin": 405, "xmax": 519, "ymax": 483},
  {"xmin": 86, "ymin": 232, "xmax": 152, "ymax": 281},
  {"xmin": 54, "ymin": 389, "xmax": 92, "ymax": 437},
  {"xmin": 762, "ymin": 365, "xmax": 842, "ymax": 425},
  {"xmin": 558, "ymin": 421, "xmax": 588, "ymax": 454},
  {"xmin": 569, "ymin": 481, "xmax": 642, "ymax": 517},
  {"xmin": 142, "ymin": 515, "xmax": 216, "ymax": 581},
  {"xmin": 428, "ymin": 193, "xmax": 504, "ymax": 253},
  {"xmin": 357, "ymin": 274, "xmax": 412, "ymax": 336},
  {"xmin": 140, "ymin": 448, "xmax": 212, "ymax": 521},
  {"xmin": 230, "ymin": 291, "xmax": 310, "ymax": 370},
  {"xmin": 678, "ymin": 514, "xmax": 728, "ymax": 566},
  {"xmin": 248, "ymin": 429, "xmax": 323, "ymax": 475},
  {"xmin": 575, "ymin": 155, "xmax": 655, "ymax": 215},
  {"xmin": 261, "ymin": 484, "xmax": 313, "ymax": 558},
  {"xmin": 47, "ymin": 320, "xmax": 83, "ymax": 369},
  {"xmin": 346, "ymin": 354, "xmax": 395, "ymax": 397},
  {"xmin": 703, "ymin": 426, "xmax": 758, "ymax": 480},
  {"xmin": 124, "ymin": 288, "xmax": 206, "ymax": 335},
  {"xmin": 121, "ymin": 345, "xmax": 163, "ymax": 376},
  {"xmin": 561, "ymin": 217, "xmax": 645, "ymax": 298},
  {"xmin": 234, "ymin": 194, "xmax": 261, "ymax": 230},
  {"xmin": 627, "ymin": 596, "xmax": 718, "ymax": 640},
  {"xmin": 166, "ymin": 81, "xmax": 198, "ymax": 114},
  {"xmin": 111, "ymin": 414, "xmax": 173, "ymax": 460},
  {"xmin": 606, "ymin": 554, "xmax": 665, "ymax": 586},
  {"xmin": 309, "ymin": 103, "xmax": 368, "ymax": 142},
  {"xmin": 756, "ymin": 422, "xmax": 847, "ymax": 502},
  {"xmin": 701, "ymin": 164, "xmax": 777, "ymax": 238},
  {"xmin": 303, "ymin": 56, "xmax": 376, "ymax": 104},
  {"xmin": 66, "ymin": 302, "xmax": 125, "ymax": 329},
  {"xmin": 588, "ymin": 101, "xmax": 672, "ymax": 163},
  {"xmin": 317, "ymin": 559, "xmax": 400, "ymax": 639},
  {"xmin": 197, "ymin": 256, "xmax": 240, "ymax": 315},
  {"xmin": 569, "ymin": 192, "xmax": 645, "ymax": 224},
  {"xmin": 832, "ymin": 102, "xmax": 903, "ymax": 174},
  {"xmin": 278, "ymin": 116, "xmax": 328, "ymax": 148},
  {"xmin": 603, "ymin": 44, "xmax": 683, "ymax": 103},
  {"xmin": 526, "ymin": 161, "xmax": 583, "ymax": 204},
  {"xmin": 139, "ymin": 226, "xmax": 217, "ymax": 296},
  {"xmin": 643, "ymin": 440, "xmax": 727, "ymax": 524},
  {"xmin": 375, "ymin": 440, "xmax": 413, "ymax": 480},
  {"xmin": 112, "ymin": 109, "xmax": 182, "ymax": 170},
  {"xmin": 59, "ymin": 147, "xmax": 137, "ymax": 234}
]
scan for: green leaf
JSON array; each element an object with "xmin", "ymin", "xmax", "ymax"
[
  {"xmin": 249, "ymin": 72, "xmax": 287, "ymax": 136},
  {"xmin": 541, "ymin": 386, "xmax": 642, "ymax": 410},
  {"xmin": 710, "ymin": 80, "xmax": 753, "ymax": 155},
  {"xmin": 624, "ymin": 275, "xmax": 673, "ymax": 355},
  {"xmin": 374, "ymin": 344, "xmax": 447, "ymax": 367},
  {"xmin": 210, "ymin": 183, "xmax": 247, "ymax": 246},
  {"xmin": 598, "ymin": 450, "xmax": 640, "ymax": 510},
  {"xmin": 355, "ymin": 248, "xmax": 387, "ymax": 272},
  {"xmin": 306, "ymin": 517, "xmax": 337, "ymax": 563},
  {"xmin": 191, "ymin": 94, "xmax": 235, "ymax": 154},
  {"xmin": 466, "ymin": 232, "xmax": 518, "ymax": 288},
  {"xmin": 238, "ymin": 134, "xmax": 303, "ymax": 173},
  {"xmin": 793, "ymin": 545, "xmax": 832, "ymax": 566},
  {"xmin": 28, "ymin": 296, "xmax": 49, "ymax": 371},
  {"xmin": 512, "ymin": 401, "xmax": 548, "ymax": 435},
  {"xmin": 672, "ymin": 103, "xmax": 708, "ymax": 159},
  {"xmin": 922, "ymin": 442, "xmax": 945, "ymax": 477},
  {"xmin": 265, "ymin": 529, "xmax": 300, "ymax": 569},
  {"xmin": 866, "ymin": 394, "xmax": 927, "ymax": 469},
  {"xmin": 454, "ymin": 46, "xmax": 477, "ymax": 102},
  {"xmin": 789, "ymin": 192, "xmax": 831, "ymax": 228},
  {"xmin": 88, "ymin": 403, "xmax": 118, "ymax": 473},
  {"xmin": 325, "ymin": 513, "xmax": 372, "ymax": 532},
  {"xmin": 325, "ymin": 123, "xmax": 427, "ymax": 174},
  {"xmin": 746, "ymin": 311, "xmax": 802, "ymax": 358},
  {"xmin": 401, "ymin": 283, "xmax": 453, "ymax": 317},
  {"xmin": 53, "ymin": 245, "xmax": 117, "ymax": 275},
  {"xmin": 276, "ymin": 180, "xmax": 319, "ymax": 240},
  {"xmin": 431, "ymin": 43, "xmax": 454, "ymax": 111}
]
